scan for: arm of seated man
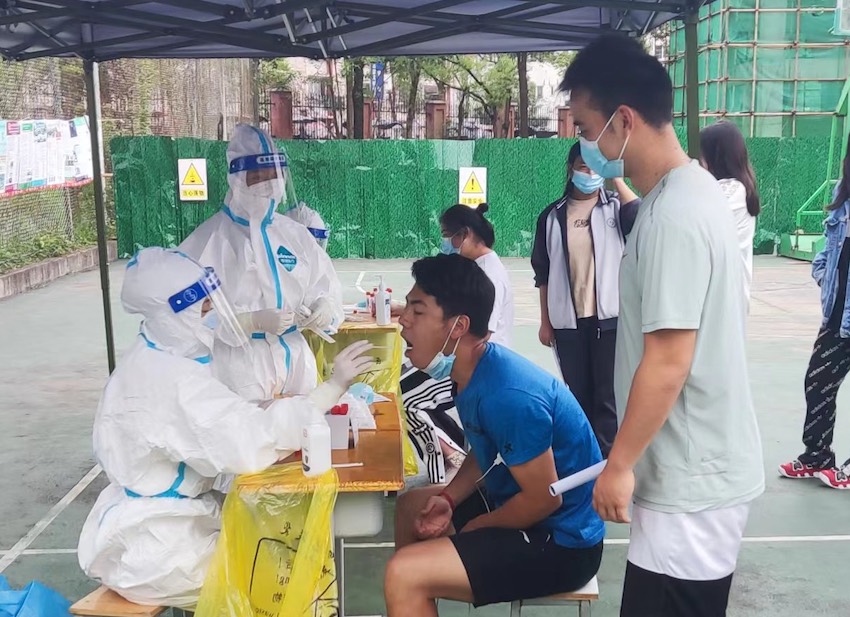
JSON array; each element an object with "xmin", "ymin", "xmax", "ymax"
[
  {"xmin": 415, "ymin": 451, "xmax": 481, "ymax": 540},
  {"xmin": 461, "ymin": 449, "xmax": 562, "ymax": 533}
]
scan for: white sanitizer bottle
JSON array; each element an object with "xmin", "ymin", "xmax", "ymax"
[
  {"xmin": 376, "ymin": 276, "xmax": 391, "ymax": 326},
  {"xmin": 302, "ymin": 404, "xmax": 332, "ymax": 477}
]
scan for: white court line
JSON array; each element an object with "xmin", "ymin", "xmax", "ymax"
[
  {"xmin": 0, "ymin": 549, "xmax": 78, "ymax": 556},
  {"xmin": 4, "ymin": 534, "xmax": 850, "ymax": 559},
  {"xmin": 343, "ymin": 535, "xmax": 850, "ymax": 550},
  {"xmin": 0, "ymin": 465, "xmax": 102, "ymax": 573}
]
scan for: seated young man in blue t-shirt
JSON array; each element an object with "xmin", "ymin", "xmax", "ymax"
[{"xmin": 384, "ymin": 254, "xmax": 605, "ymax": 616}]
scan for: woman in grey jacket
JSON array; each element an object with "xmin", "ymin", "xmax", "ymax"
[{"xmin": 531, "ymin": 142, "xmax": 640, "ymax": 457}]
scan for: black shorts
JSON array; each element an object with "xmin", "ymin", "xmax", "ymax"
[
  {"xmin": 449, "ymin": 490, "xmax": 603, "ymax": 607},
  {"xmin": 621, "ymin": 561, "xmax": 734, "ymax": 617}
]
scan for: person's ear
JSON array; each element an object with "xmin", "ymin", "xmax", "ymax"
[
  {"xmin": 452, "ymin": 315, "xmax": 471, "ymax": 339},
  {"xmin": 618, "ymin": 106, "xmax": 636, "ymax": 134}
]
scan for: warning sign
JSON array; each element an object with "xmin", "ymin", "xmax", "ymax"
[
  {"xmin": 178, "ymin": 158, "xmax": 208, "ymax": 201},
  {"xmin": 458, "ymin": 167, "xmax": 487, "ymax": 207}
]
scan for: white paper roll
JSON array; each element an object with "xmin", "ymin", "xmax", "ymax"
[{"xmin": 548, "ymin": 460, "xmax": 607, "ymax": 497}]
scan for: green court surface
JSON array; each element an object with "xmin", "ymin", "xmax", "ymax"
[{"xmin": 0, "ymin": 256, "xmax": 846, "ymax": 616}]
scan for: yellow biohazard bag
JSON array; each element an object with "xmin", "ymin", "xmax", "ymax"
[
  {"xmin": 306, "ymin": 325, "xmax": 419, "ymax": 477},
  {"xmin": 195, "ymin": 464, "xmax": 339, "ymax": 617}
]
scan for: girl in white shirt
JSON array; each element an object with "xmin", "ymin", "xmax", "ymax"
[
  {"xmin": 699, "ymin": 121, "xmax": 761, "ymax": 303},
  {"xmin": 439, "ymin": 202, "xmax": 515, "ymax": 347}
]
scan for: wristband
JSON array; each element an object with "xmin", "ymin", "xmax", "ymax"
[{"xmin": 439, "ymin": 491, "xmax": 455, "ymax": 512}]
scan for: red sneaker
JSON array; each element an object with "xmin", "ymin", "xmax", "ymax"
[
  {"xmin": 778, "ymin": 453, "xmax": 834, "ymax": 479},
  {"xmin": 816, "ymin": 461, "xmax": 850, "ymax": 490}
]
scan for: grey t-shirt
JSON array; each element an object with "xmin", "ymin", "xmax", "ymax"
[{"xmin": 615, "ymin": 161, "xmax": 764, "ymax": 513}]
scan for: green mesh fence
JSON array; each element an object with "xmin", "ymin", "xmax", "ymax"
[
  {"xmin": 666, "ymin": 0, "xmax": 849, "ymax": 137},
  {"xmin": 112, "ymin": 135, "xmax": 833, "ymax": 260}
]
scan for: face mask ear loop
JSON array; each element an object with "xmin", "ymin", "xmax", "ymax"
[
  {"xmin": 594, "ymin": 110, "xmax": 618, "ymax": 145},
  {"xmin": 450, "ymin": 327, "xmax": 462, "ymax": 356},
  {"xmin": 441, "ymin": 316, "xmax": 462, "ymax": 355},
  {"xmin": 618, "ymin": 130, "xmax": 632, "ymax": 161}
]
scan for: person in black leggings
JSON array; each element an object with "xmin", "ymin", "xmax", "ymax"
[{"xmin": 778, "ymin": 134, "xmax": 850, "ymax": 490}]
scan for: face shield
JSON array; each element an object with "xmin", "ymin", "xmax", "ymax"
[
  {"xmin": 167, "ymin": 265, "xmax": 250, "ymax": 353},
  {"xmin": 122, "ymin": 248, "xmax": 250, "ymax": 357}
]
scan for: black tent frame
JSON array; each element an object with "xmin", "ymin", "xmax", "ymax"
[{"xmin": 0, "ymin": 1, "xmax": 704, "ymax": 373}]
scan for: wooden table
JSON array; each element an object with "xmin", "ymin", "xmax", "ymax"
[{"xmin": 280, "ymin": 395, "xmax": 404, "ymax": 493}]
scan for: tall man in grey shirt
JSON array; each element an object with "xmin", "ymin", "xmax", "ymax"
[{"xmin": 560, "ymin": 35, "xmax": 764, "ymax": 617}]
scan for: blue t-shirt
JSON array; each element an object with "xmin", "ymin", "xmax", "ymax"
[{"xmin": 454, "ymin": 343, "xmax": 605, "ymax": 549}]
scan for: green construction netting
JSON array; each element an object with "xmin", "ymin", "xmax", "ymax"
[
  {"xmin": 667, "ymin": 0, "xmax": 849, "ymax": 137},
  {"xmin": 112, "ymin": 134, "xmax": 835, "ymax": 260}
]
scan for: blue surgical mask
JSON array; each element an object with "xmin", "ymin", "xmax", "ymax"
[
  {"xmin": 579, "ymin": 111, "xmax": 631, "ymax": 179},
  {"xmin": 572, "ymin": 170, "xmax": 605, "ymax": 195},
  {"xmin": 440, "ymin": 236, "xmax": 460, "ymax": 255},
  {"xmin": 423, "ymin": 317, "xmax": 461, "ymax": 380},
  {"xmin": 202, "ymin": 311, "xmax": 219, "ymax": 330}
]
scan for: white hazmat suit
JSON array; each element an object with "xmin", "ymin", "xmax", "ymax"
[
  {"xmin": 78, "ymin": 247, "xmax": 373, "ymax": 608},
  {"xmin": 179, "ymin": 124, "xmax": 343, "ymax": 401}
]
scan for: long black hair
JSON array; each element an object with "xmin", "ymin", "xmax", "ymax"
[
  {"xmin": 563, "ymin": 141, "xmax": 582, "ymax": 196},
  {"xmin": 440, "ymin": 203, "xmax": 496, "ymax": 248},
  {"xmin": 699, "ymin": 121, "xmax": 761, "ymax": 217},
  {"xmin": 828, "ymin": 133, "xmax": 850, "ymax": 211}
]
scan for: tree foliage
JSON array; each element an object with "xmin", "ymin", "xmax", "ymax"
[{"xmin": 257, "ymin": 58, "xmax": 297, "ymax": 90}]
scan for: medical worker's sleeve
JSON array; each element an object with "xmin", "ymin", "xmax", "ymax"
[
  {"xmin": 300, "ymin": 232, "xmax": 344, "ymax": 327},
  {"xmin": 165, "ymin": 371, "xmax": 305, "ymax": 477},
  {"xmin": 481, "ymin": 388, "xmax": 553, "ymax": 468}
]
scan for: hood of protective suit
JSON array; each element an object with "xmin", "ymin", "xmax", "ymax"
[
  {"xmin": 122, "ymin": 247, "xmax": 215, "ymax": 359},
  {"xmin": 224, "ymin": 124, "xmax": 289, "ymax": 223},
  {"xmin": 285, "ymin": 202, "xmax": 330, "ymax": 249}
]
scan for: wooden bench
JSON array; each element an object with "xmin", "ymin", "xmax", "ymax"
[
  {"xmin": 70, "ymin": 586, "xmax": 192, "ymax": 617},
  {"xmin": 509, "ymin": 576, "xmax": 599, "ymax": 617}
]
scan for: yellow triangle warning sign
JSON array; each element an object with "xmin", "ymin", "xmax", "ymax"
[
  {"xmin": 462, "ymin": 172, "xmax": 483, "ymax": 194},
  {"xmin": 182, "ymin": 164, "xmax": 204, "ymax": 186}
]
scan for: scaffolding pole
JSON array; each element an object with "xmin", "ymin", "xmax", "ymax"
[
  {"xmin": 84, "ymin": 60, "xmax": 117, "ymax": 374},
  {"xmin": 684, "ymin": 7, "xmax": 700, "ymax": 159}
]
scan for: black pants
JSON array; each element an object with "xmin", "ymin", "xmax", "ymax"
[
  {"xmin": 621, "ymin": 562, "xmax": 733, "ymax": 617},
  {"xmin": 802, "ymin": 325, "xmax": 850, "ymax": 458},
  {"xmin": 553, "ymin": 317, "xmax": 617, "ymax": 457}
]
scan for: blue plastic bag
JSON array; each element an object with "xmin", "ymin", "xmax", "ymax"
[{"xmin": 0, "ymin": 576, "xmax": 71, "ymax": 617}]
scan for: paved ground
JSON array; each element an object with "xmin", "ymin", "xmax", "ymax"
[{"xmin": 0, "ymin": 256, "xmax": 847, "ymax": 616}]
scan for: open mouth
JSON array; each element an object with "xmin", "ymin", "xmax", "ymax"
[{"xmin": 401, "ymin": 333, "xmax": 413, "ymax": 357}]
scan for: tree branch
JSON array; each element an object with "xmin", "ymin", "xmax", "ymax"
[{"xmin": 444, "ymin": 56, "xmax": 493, "ymax": 99}]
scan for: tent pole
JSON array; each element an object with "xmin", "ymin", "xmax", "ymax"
[
  {"xmin": 84, "ymin": 59, "xmax": 117, "ymax": 374},
  {"xmin": 684, "ymin": 7, "xmax": 700, "ymax": 159}
]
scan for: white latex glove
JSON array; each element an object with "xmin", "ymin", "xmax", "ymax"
[
  {"xmin": 236, "ymin": 309, "xmax": 295, "ymax": 336},
  {"xmin": 297, "ymin": 297, "xmax": 337, "ymax": 332},
  {"xmin": 308, "ymin": 341, "xmax": 375, "ymax": 410},
  {"xmin": 330, "ymin": 340, "xmax": 375, "ymax": 387}
]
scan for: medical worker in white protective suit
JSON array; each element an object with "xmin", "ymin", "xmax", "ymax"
[
  {"xmin": 77, "ymin": 247, "xmax": 373, "ymax": 608},
  {"xmin": 179, "ymin": 124, "xmax": 343, "ymax": 401}
]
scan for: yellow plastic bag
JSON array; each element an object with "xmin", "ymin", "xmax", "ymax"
[
  {"xmin": 306, "ymin": 326, "xmax": 419, "ymax": 477},
  {"xmin": 195, "ymin": 463, "xmax": 339, "ymax": 617}
]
